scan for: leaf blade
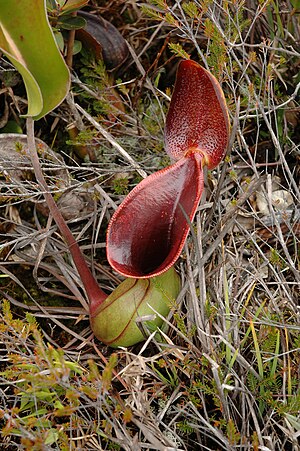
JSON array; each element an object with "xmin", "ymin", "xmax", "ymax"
[{"xmin": 0, "ymin": 0, "xmax": 70, "ymax": 119}]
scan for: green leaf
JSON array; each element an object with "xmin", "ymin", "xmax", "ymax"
[
  {"xmin": 46, "ymin": 0, "xmax": 58, "ymax": 10},
  {"xmin": 54, "ymin": 30, "xmax": 65, "ymax": 52},
  {"xmin": 72, "ymin": 39, "xmax": 82, "ymax": 55},
  {"xmin": 0, "ymin": 0, "xmax": 70, "ymax": 120},
  {"xmin": 58, "ymin": 15, "xmax": 86, "ymax": 30},
  {"xmin": 61, "ymin": 0, "xmax": 90, "ymax": 13},
  {"xmin": 0, "ymin": 120, "xmax": 23, "ymax": 133},
  {"xmin": 54, "ymin": 400, "xmax": 65, "ymax": 410},
  {"xmin": 44, "ymin": 429, "xmax": 59, "ymax": 446},
  {"xmin": 291, "ymin": 0, "xmax": 300, "ymax": 8},
  {"xmin": 168, "ymin": 42, "xmax": 190, "ymax": 60}
]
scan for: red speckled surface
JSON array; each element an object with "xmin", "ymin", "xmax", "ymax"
[
  {"xmin": 165, "ymin": 60, "xmax": 229, "ymax": 169},
  {"xmin": 107, "ymin": 153, "xmax": 204, "ymax": 278}
]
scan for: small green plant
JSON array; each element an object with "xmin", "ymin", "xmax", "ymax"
[
  {"xmin": 46, "ymin": 0, "xmax": 88, "ymax": 60},
  {"xmin": 113, "ymin": 176, "xmax": 129, "ymax": 195},
  {"xmin": 0, "ymin": 301, "xmax": 134, "ymax": 449}
]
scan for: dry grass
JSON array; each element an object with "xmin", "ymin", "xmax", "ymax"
[{"xmin": 0, "ymin": 1, "xmax": 299, "ymax": 450}]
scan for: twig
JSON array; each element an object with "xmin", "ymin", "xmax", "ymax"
[
  {"xmin": 201, "ymin": 175, "xmax": 267, "ymax": 265},
  {"xmin": 74, "ymin": 103, "xmax": 148, "ymax": 179},
  {"xmin": 65, "ymin": 12, "xmax": 77, "ymax": 68}
]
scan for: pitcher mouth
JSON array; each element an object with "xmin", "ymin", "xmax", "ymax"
[{"xmin": 106, "ymin": 153, "xmax": 204, "ymax": 278}]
